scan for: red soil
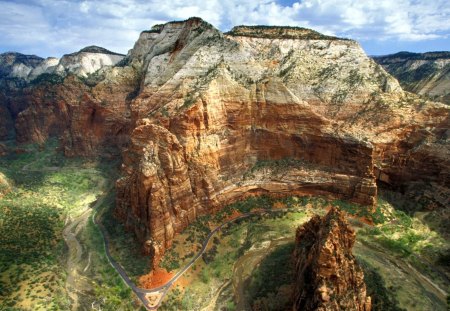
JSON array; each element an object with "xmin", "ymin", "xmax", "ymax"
[{"xmin": 139, "ymin": 268, "xmax": 174, "ymax": 289}]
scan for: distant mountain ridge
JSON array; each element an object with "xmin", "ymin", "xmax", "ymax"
[
  {"xmin": 373, "ymin": 51, "xmax": 450, "ymax": 104},
  {"xmin": 0, "ymin": 45, "xmax": 125, "ymax": 82}
]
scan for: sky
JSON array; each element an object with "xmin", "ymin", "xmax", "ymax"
[{"xmin": 0, "ymin": 0, "xmax": 449, "ymax": 57}]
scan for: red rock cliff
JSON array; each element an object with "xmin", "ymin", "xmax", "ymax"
[{"xmin": 112, "ymin": 19, "xmax": 448, "ymax": 268}]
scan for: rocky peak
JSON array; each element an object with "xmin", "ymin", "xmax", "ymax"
[
  {"xmin": 1, "ymin": 44, "xmax": 125, "ymax": 82},
  {"xmin": 374, "ymin": 51, "xmax": 450, "ymax": 63},
  {"xmin": 67, "ymin": 45, "xmax": 125, "ymax": 57},
  {"xmin": 56, "ymin": 45, "xmax": 125, "ymax": 77},
  {"xmin": 128, "ymin": 16, "xmax": 221, "ymax": 76},
  {"xmin": 225, "ymin": 25, "xmax": 343, "ymax": 40},
  {"xmin": 293, "ymin": 207, "xmax": 371, "ymax": 311}
]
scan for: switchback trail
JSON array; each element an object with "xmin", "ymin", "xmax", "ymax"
[{"xmin": 94, "ymin": 208, "xmax": 292, "ymax": 310}]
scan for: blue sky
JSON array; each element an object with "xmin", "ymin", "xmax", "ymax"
[{"xmin": 0, "ymin": 0, "xmax": 449, "ymax": 57}]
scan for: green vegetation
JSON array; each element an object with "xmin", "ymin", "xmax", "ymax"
[
  {"xmin": 100, "ymin": 190, "xmax": 150, "ymax": 282},
  {"xmin": 78, "ymin": 209, "xmax": 137, "ymax": 310},
  {"xmin": 78, "ymin": 69, "xmax": 106, "ymax": 87},
  {"xmin": 359, "ymin": 193, "xmax": 447, "ymax": 259},
  {"xmin": 162, "ymin": 287, "xmax": 198, "ymax": 311},
  {"xmin": 332, "ymin": 198, "xmax": 386, "ymax": 224},
  {"xmin": 181, "ymin": 92, "xmax": 198, "ymax": 109},
  {"xmin": 160, "ymin": 248, "xmax": 182, "ymax": 271},
  {"xmin": 30, "ymin": 73, "xmax": 64, "ymax": 85},
  {"xmin": 0, "ymin": 139, "xmax": 134, "ymax": 310},
  {"xmin": 243, "ymin": 158, "xmax": 329, "ymax": 179},
  {"xmin": 358, "ymin": 257, "xmax": 405, "ymax": 311}
]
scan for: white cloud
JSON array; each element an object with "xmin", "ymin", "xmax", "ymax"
[
  {"xmin": 0, "ymin": 0, "xmax": 448, "ymax": 57},
  {"xmin": 292, "ymin": 0, "xmax": 450, "ymax": 41}
]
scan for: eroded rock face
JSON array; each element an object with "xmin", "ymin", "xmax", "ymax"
[
  {"xmin": 13, "ymin": 66, "xmax": 139, "ymax": 156},
  {"xmin": 114, "ymin": 19, "xmax": 448, "ymax": 267},
  {"xmin": 293, "ymin": 207, "xmax": 371, "ymax": 311}
]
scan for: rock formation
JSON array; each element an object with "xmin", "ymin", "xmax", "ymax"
[
  {"xmin": 293, "ymin": 207, "xmax": 371, "ymax": 311},
  {"xmin": 114, "ymin": 19, "xmax": 448, "ymax": 267},
  {"xmin": 373, "ymin": 51, "xmax": 450, "ymax": 105},
  {"xmin": 0, "ymin": 17, "xmax": 448, "ymax": 267}
]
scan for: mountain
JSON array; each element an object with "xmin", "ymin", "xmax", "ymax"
[
  {"xmin": 0, "ymin": 17, "xmax": 448, "ymax": 270},
  {"xmin": 373, "ymin": 51, "xmax": 450, "ymax": 104},
  {"xmin": 0, "ymin": 45, "xmax": 125, "ymax": 82},
  {"xmin": 0, "ymin": 46, "xmax": 127, "ymax": 142}
]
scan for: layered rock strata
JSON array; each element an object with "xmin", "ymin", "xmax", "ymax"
[
  {"xmin": 114, "ymin": 19, "xmax": 448, "ymax": 267},
  {"xmin": 293, "ymin": 207, "xmax": 371, "ymax": 311}
]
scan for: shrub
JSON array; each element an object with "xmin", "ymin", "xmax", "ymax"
[{"xmin": 30, "ymin": 73, "xmax": 64, "ymax": 85}]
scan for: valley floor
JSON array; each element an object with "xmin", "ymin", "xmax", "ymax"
[
  {"xmin": 0, "ymin": 140, "xmax": 139, "ymax": 311},
  {"xmin": 0, "ymin": 141, "xmax": 448, "ymax": 311}
]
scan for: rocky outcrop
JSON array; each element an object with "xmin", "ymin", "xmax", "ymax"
[
  {"xmin": 0, "ymin": 52, "xmax": 44, "ymax": 80},
  {"xmin": 293, "ymin": 207, "xmax": 371, "ymax": 311},
  {"xmin": 0, "ymin": 46, "xmax": 125, "ymax": 82},
  {"xmin": 374, "ymin": 51, "xmax": 450, "ymax": 104},
  {"xmin": 53, "ymin": 46, "xmax": 125, "ymax": 78}
]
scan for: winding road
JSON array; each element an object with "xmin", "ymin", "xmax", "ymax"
[{"xmin": 94, "ymin": 209, "xmax": 286, "ymax": 310}]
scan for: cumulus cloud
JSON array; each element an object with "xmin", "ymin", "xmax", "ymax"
[{"xmin": 0, "ymin": 0, "xmax": 448, "ymax": 57}]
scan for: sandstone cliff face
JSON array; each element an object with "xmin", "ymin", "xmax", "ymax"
[
  {"xmin": 13, "ymin": 65, "xmax": 139, "ymax": 156},
  {"xmin": 113, "ymin": 19, "xmax": 448, "ymax": 267},
  {"xmin": 293, "ymin": 207, "xmax": 371, "ymax": 311},
  {"xmin": 374, "ymin": 52, "xmax": 450, "ymax": 105}
]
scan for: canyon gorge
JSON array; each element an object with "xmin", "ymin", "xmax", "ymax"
[{"xmin": 0, "ymin": 17, "xmax": 449, "ymax": 310}]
